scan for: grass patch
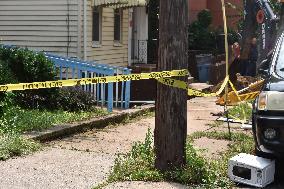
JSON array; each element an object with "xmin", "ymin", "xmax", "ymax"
[
  {"xmin": 206, "ymin": 120, "xmax": 223, "ymax": 129},
  {"xmin": 97, "ymin": 130, "xmax": 254, "ymax": 189},
  {"xmin": 0, "ymin": 132, "xmax": 41, "ymax": 160},
  {"xmin": 0, "ymin": 106, "xmax": 107, "ymax": 133},
  {"xmin": 0, "ymin": 105, "xmax": 107, "ymax": 160},
  {"xmin": 121, "ymin": 111, "xmax": 155, "ymax": 125},
  {"xmin": 228, "ymin": 102, "xmax": 252, "ymax": 122}
]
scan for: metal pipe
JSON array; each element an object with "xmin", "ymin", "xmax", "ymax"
[
  {"xmin": 115, "ymin": 68, "xmax": 119, "ymax": 107},
  {"xmin": 129, "ymin": 101, "xmax": 155, "ymax": 104},
  {"xmin": 83, "ymin": 0, "xmax": 87, "ymax": 60}
]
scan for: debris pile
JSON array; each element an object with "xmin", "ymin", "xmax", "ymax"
[
  {"xmin": 211, "ymin": 74, "xmax": 261, "ymax": 94},
  {"xmin": 213, "ymin": 74, "xmax": 264, "ymax": 106}
]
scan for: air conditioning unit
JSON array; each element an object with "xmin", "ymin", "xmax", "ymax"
[{"xmin": 228, "ymin": 153, "xmax": 275, "ymax": 188}]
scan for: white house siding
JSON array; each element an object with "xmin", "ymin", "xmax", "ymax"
[
  {"xmin": 0, "ymin": 0, "xmax": 79, "ymax": 57},
  {"xmin": 81, "ymin": 0, "xmax": 129, "ymax": 67}
]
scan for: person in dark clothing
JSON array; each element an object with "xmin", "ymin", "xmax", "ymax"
[
  {"xmin": 229, "ymin": 42, "xmax": 241, "ymax": 82},
  {"xmin": 240, "ymin": 59, "xmax": 248, "ymax": 76},
  {"xmin": 246, "ymin": 37, "xmax": 258, "ymax": 76}
]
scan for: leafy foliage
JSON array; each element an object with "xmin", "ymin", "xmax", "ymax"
[
  {"xmin": 197, "ymin": 9, "xmax": 212, "ymax": 28},
  {"xmin": 189, "ymin": 10, "xmax": 216, "ymax": 51},
  {"xmin": 0, "ymin": 60, "xmax": 17, "ymax": 85},
  {"xmin": 0, "ymin": 46, "xmax": 58, "ymax": 110},
  {"xmin": 54, "ymin": 87, "xmax": 97, "ymax": 112},
  {"xmin": 189, "ymin": 9, "xmax": 240, "ymax": 52},
  {"xmin": 0, "ymin": 46, "xmax": 55, "ymax": 83},
  {"xmin": 0, "ymin": 132, "xmax": 41, "ymax": 161},
  {"xmin": 109, "ymin": 128, "xmax": 162, "ymax": 182},
  {"xmin": 270, "ymin": 0, "xmax": 281, "ymax": 15},
  {"xmin": 228, "ymin": 102, "xmax": 253, "ymax": 122},
  {"xmin": 102, "ymin": 130, "xmax": 254, "ymax": 189},
  {"xmin": 0, "ymin": 101, "xmax": 106, "ymax": 133},
  {"xmin": 0, "ymin": 47, "xmax": 98, "ymax": 112}
]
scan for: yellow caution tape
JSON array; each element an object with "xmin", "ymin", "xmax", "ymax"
[
  {"xmin": 228, "ymin": 80, "xmax": 247, "ymax": 124},
  {"xmin": 0, "ymin": 69, "xmax": 189, "ymax": 92},
  {"xmin": 228, "ymin": 80, "xmax": 260, "ymax": 103},
  {"xmin": 237, "ymin": 91, "xmax": 260, "ymax": 102},
  {"xmin": 157, "ymin": 76, "xmax": 229, "ymax": 97}
]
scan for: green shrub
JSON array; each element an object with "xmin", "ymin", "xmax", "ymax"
[
  {"xmin": 0, "ymin": 60, "xmax": 17, "ymax": 85},
  {"xmin": 109, "ymin": 128, "xmax": 162, "ymax": 182},
  {"xmin": 103, "ymin": 130, "xmax": 255, "ymax": 189},
  {"xmin": 0, "ymin": 132, "xmax": 41, "ymax": 161},
  {"xmin": 228, "ymin": 102, "xmax": 252, "ymax": 122},
  {"xmin": 0, "ymin": 47, "xmax": 55, "ymax": 82},
  {"xmin": 54, "ymin": 87, "xmax": 97, "ymax": 112},
  {"xmin": 188, "ymin": 10, "xmax": 216, "ymax": 51},
  {"xmin": 189, "ymin": 9, "xmax": 240, "ymax": 52},
  {"xmin": 197, "ymin": 9, "xmax": 212, "ymax": 28},
  {"xmin": 0, "ymin": 47, "xmax": 98, "ymax": 112},
  {"xmin": 0, "ymin": 104, "xmax": 106, "ymax": 133},
  {"xmin": 0, "ymin": 46, "xmax": 58, "ymax": 110}
]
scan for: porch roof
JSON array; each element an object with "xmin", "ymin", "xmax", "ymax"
[{"xmin": 93, "ymin": 0, "xmax": 147, "ymax": 7}]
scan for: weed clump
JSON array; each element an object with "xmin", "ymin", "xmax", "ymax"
[{"xmin": 101, "ymin": 130, "xmax": 254, "ymax": 189}]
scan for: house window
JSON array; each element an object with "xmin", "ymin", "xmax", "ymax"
[
  {"xmin": 92, "ymin": 7, "xmax": 102, "ymax": 47},
  {"xmin": 114, "ymin": 9, "xmax": 122, "ymax": 43}
]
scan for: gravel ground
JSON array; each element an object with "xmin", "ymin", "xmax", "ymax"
[
  {"xmin": 104, "ymin": 181, "xmax": 190, "ymax": 189},
  {"xmin": 0, "ymin": 97, "xmax": 272, "ymax": 189},
  {"xmin": 0, "ymin": 148, "xmax": 114, "ymax": 189}
]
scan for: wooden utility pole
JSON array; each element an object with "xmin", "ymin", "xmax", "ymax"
[{"xmin": 154, "ymin": 0, "xmax": 188, "ymax": 171}]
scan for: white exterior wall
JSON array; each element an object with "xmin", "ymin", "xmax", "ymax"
[
  {"xmin": 0, "ymin": 0, "xmax": 131, "ymax": 66},
  {"xmin": 78, "ymin": 0, "xmax": 129, "ymax": 66},
  {"xmin": 0, "ymin": 0, "xmax": 79, "ymax": 57}
]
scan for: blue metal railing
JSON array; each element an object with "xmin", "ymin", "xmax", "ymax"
[
  {"xmin": 0, "ymin": 44, "xmax": 131, "ymax": 112},
  {"xmin": 45, "ymin": 53, "xmax": 131, "ymax": 112}
]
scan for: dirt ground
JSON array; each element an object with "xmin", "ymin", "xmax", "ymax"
[{"xmin": 0, "ymin": 97, "xmax": 280, "ymax": 189}]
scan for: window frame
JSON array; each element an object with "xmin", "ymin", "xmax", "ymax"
[
  {"xmin": 113, "ymin": 8, "xmax": 123, "ymax": 46},
  {"xmin": 92, "ymin": 6, "xmax": 102, "ymax": 48}
]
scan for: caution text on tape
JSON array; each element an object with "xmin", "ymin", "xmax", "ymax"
[
  {"xmin": 157, "ymin": 76, "xmax": 229, "ymax": 97},
  {"xmin": 0, "ymin": 69, "xmax": 189, "ymax": 92}
]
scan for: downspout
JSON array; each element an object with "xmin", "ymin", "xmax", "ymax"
[
  {"xmin": 77, "ymin": 0, "xmax": 82, "ymax": 58},
  {"xmin": 83, "ymin": 0, "xmax": 87, "ymax": 60}
]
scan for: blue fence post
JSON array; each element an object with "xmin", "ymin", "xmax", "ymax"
[
  {"xmin": 107, "ymin": 68, "xmax": 114, "ymax": 112},
  {"xmin": 77, "ymin": 65, "xmax": 82, "ymax": 79},
  {"xmin": 72, "ymin": 67, "xmax": 75, "ymax": 79},
  {"xmin": 120, "ymin": 70, "xmax": 125, "ymax": 109},
  {"xmin": 59, "ymin": 65, "xmax": 63, "ymax": 80},
  {"xmin": 124, "ymin": 68, "xmax": 131, "ymax": 109},
  {"xmin": 96, "ymin": 73, "xmax": 100, "ymax": 106}
]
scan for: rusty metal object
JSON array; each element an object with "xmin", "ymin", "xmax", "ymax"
[{"xmin": 216, "ymin": 79, "xmax": 264, "ymax": 106}]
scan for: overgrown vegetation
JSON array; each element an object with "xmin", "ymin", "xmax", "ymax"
[
  {"xmin": 0, "ymin": 92, "xmax": 106, "ymax": 160},
  {"xmin": 228, "ymin": 102, "xmax": 253, "ymax": 122},
  {"xmin": 0, "ymin": 105, "xmax": 106, "ymax": 133},
  {"xmin": 96, "ymin": 129, "xmax": 254, "ymax": 189},
  {"xmin": 0, "ymin": 46, "xmax": 107, "ymax": 160},
  {"xmin": 0, "ymin": 46, "xmax": 58, "ymax": 110},
  {"xmin": 188, "ymin": 9, "xmax": 239, "ymax": 53},
  {"xmin": 0, "ymin": 133, "xmax": 41, "ymax": 161}
]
